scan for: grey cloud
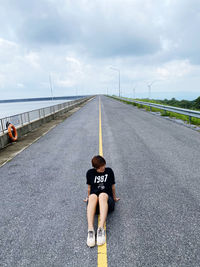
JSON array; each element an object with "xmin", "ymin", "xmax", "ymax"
[
  {"xmin": 2, "ymin": 0, "xmax": 200, "ymax": 64},
  {"xmin": 1, "ymin": 0, "xmax": 200, "ymax": 101},
  {"xmin": 18, "ymin": 16, "xmax": 78, "ymax": 45},
  {"xmin": 83, "ymin": 32, "xmax": 160, "ymax": 58},
  {"xmin": 157, "ymin": 0, "xmax": 200, "ymax": 64},
  {"xmin": 0, "ymin": 0, "xmax": 80, "ymax": 45},
  {"xmin": 0, "ymin": 0, "xmax": 162, "ymax": 58}
]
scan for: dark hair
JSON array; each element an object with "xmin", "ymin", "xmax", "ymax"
[{"xmin": 92, "ymin": 155, "xmax": 106, "ymax": 169}]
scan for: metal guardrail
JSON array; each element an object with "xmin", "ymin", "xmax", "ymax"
[
  {"xmin": 0, "ymin": 97, "xmax": 88, "ymax": 135},
  {"xmin": 113, "ymin": 96, "xmax": 200, "ymax": 123}
]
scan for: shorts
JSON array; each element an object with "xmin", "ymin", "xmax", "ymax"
[{"xmin": 87, "ymin": 192, "xmax": 115, "ymax": 214}]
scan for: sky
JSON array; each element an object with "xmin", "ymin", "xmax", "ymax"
[{"xmin": 0, "ymin": 0, "xmax": 200, "ymax": 100}]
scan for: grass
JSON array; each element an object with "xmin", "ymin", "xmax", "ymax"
[
  {"xmin": 109, "ymin": 95, "xmax": 200, "ymax": 126},
  {"xmin": 128, "ymin": 97, "xmax": 200, "ymax": 111}
]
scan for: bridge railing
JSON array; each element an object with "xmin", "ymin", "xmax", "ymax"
[
  {"xmin": 113, "ymin": 96, "xmax": 200, "ymax": 123},
  {"xmin": 0, "ymin": 97, "xmax": 87, "ymax": 135}
]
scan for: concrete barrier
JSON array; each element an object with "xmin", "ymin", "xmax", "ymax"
[{"xmin": 0, "ymin": 97, "xmax": 92, "ymax": 150}]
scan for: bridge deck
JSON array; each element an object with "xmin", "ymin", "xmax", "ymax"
[{"xmin": 1, "ymin": 95, "xmax": 200, "ymax": 266}]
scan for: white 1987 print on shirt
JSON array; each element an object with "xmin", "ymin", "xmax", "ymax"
[{"xmin": 94, "ymin": 174, "xmax": 108, "ymax": 183}]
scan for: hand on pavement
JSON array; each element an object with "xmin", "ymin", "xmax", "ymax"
[{"xmin": 83, "ymin": 197, "xmax": 89, "ymax": 202}]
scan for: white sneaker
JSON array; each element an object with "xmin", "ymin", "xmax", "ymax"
[
  {"xmin": 97, "ymin": 227, "xmax": 106, "ymax": 246},
  {"xmin": 87, "ymin": 230, "xmax": 95, "ymax": 247}
]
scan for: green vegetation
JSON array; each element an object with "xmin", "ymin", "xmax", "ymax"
[
  {"xmin": 131, "ymin": 96, "xmax": 200, "ymax": 111},
  {"xmin": 109, "ymin": 95, "xmax": 200, "ymax": 126}
]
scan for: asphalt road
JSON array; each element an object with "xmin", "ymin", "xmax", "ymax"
[{"xmin": 1, "ymin": 95, "xmax": 200, "ymax": 266}]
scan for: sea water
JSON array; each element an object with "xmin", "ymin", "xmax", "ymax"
[{"xmin": 0, "ymin": 100, "xmax": 70, "ymax": 119}]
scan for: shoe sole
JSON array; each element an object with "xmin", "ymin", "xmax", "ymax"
[
  {"xmin": 97, "ymin": 239, "xmax": 106, "ymax": 246},
  {"xmin": 87, "ymin": 241, "xmax": 96, "ymax": 247}
]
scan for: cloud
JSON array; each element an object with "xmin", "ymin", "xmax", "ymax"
[
  {"xmin": 0, "ymin": 38, "xmax": 18, "ymax": 63},
  {"xmin": 0, "ymin": 0, "xmax": 162, "ymax": 58},
  {"xmin": 17, "ymin": 83, "xmax": 25, "ymax": 88},
  {"xmin": 0, "ymin": 0, "xmax": 200, "ymax": 100},
  {"xmin": 154, "ymin": 0, "xmax": 200, "ymax": 64},
  {"xmin": 156, "ymin": 60, "xmax": 194, "ymax": 79},
  {"xmin": 25, "ymin": 52, "xmax": 40, "ymax": 69}
]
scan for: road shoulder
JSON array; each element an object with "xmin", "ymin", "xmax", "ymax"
[{"xmin": 0, "ymin": 100, "xmax": 91, "ymax": 167}]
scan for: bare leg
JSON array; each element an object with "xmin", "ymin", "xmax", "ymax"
[
  {"xmin": 87, "ymin": 194, "xmax": 98, "ymax": 230},
  {"xmin": 98, "ymin": 193, "xmax": 109, "ymax": 228}
]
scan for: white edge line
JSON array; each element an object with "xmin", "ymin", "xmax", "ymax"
[
  {"xmin": 0, "ymin": 98, "xmax": 95, "ymax": 168},
  {"xmin": 0, "ymin": 124, "xmax": 57, "ymax": 168}
]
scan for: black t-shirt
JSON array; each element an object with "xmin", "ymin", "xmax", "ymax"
[{"xmin": 86, "ymin": 167, "xmax": 115, "ymax": 197}]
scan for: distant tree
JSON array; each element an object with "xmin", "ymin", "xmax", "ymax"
[
  {"xmin": 179, "ymin": 100, "xmax": 192, "ymax": 109},
  {"xmin": 137, "ymin": 96, "xmax": 200, "ymax": 110},
  {"xmin": 193, "ymin": 96, "xmax": 200, "ymax": 110},
  {"xmin": 169, "ymin": 97, "xmax": 179, "ymax": 106}
]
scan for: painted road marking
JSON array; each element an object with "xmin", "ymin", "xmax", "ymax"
[
  {"xmin": 0, "ymin": 100, "xmax": 92, "ymax": 168},
  {"xmin": 98, "ymin": 97, "xmax": 108, "ymax": 267}
]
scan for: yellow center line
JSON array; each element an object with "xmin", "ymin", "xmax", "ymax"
[{"xmin": 98, "ymin": 97, "xmax": 108, "ymax": 267}]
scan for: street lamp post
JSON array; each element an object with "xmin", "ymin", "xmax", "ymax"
[
  {"xmin": 49, "ymin": 74, "xmax": 53, "ymax": 101},
  {"xmin": 133, "ymin": 86, "xmax": 136, "ymax": 99},
  {"xmin": 110, "ymin": 67, "xmax": 121, "ymax": 97}
]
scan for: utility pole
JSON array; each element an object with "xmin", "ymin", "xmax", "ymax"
[
  {"xmin": 110, "ymin": 67, "xmax": 121, "ymax": 97},
  {"xmin": 49, "ymin": 74, "xmax": 53, "ymax": 101},
  {"xmin": 133, "ymin": 86, "xmax": 136, "ymax": 99},
  {"xmin": 148, "ymin": 84, "xmax": 151, "ymax": 99}
]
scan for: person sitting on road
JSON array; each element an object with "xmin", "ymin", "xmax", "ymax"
[{"xmin": 84, "ymin": 155, "xmax": 120, "ymax": 247}]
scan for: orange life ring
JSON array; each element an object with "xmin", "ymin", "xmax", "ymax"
[{"xmin": 8, "ymin": 124, "xmax": 18, "ymax": 141}]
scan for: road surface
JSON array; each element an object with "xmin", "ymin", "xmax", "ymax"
[{"xmin": 1, "ymin": 95, "xmax": 200, "ymax": 266}]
